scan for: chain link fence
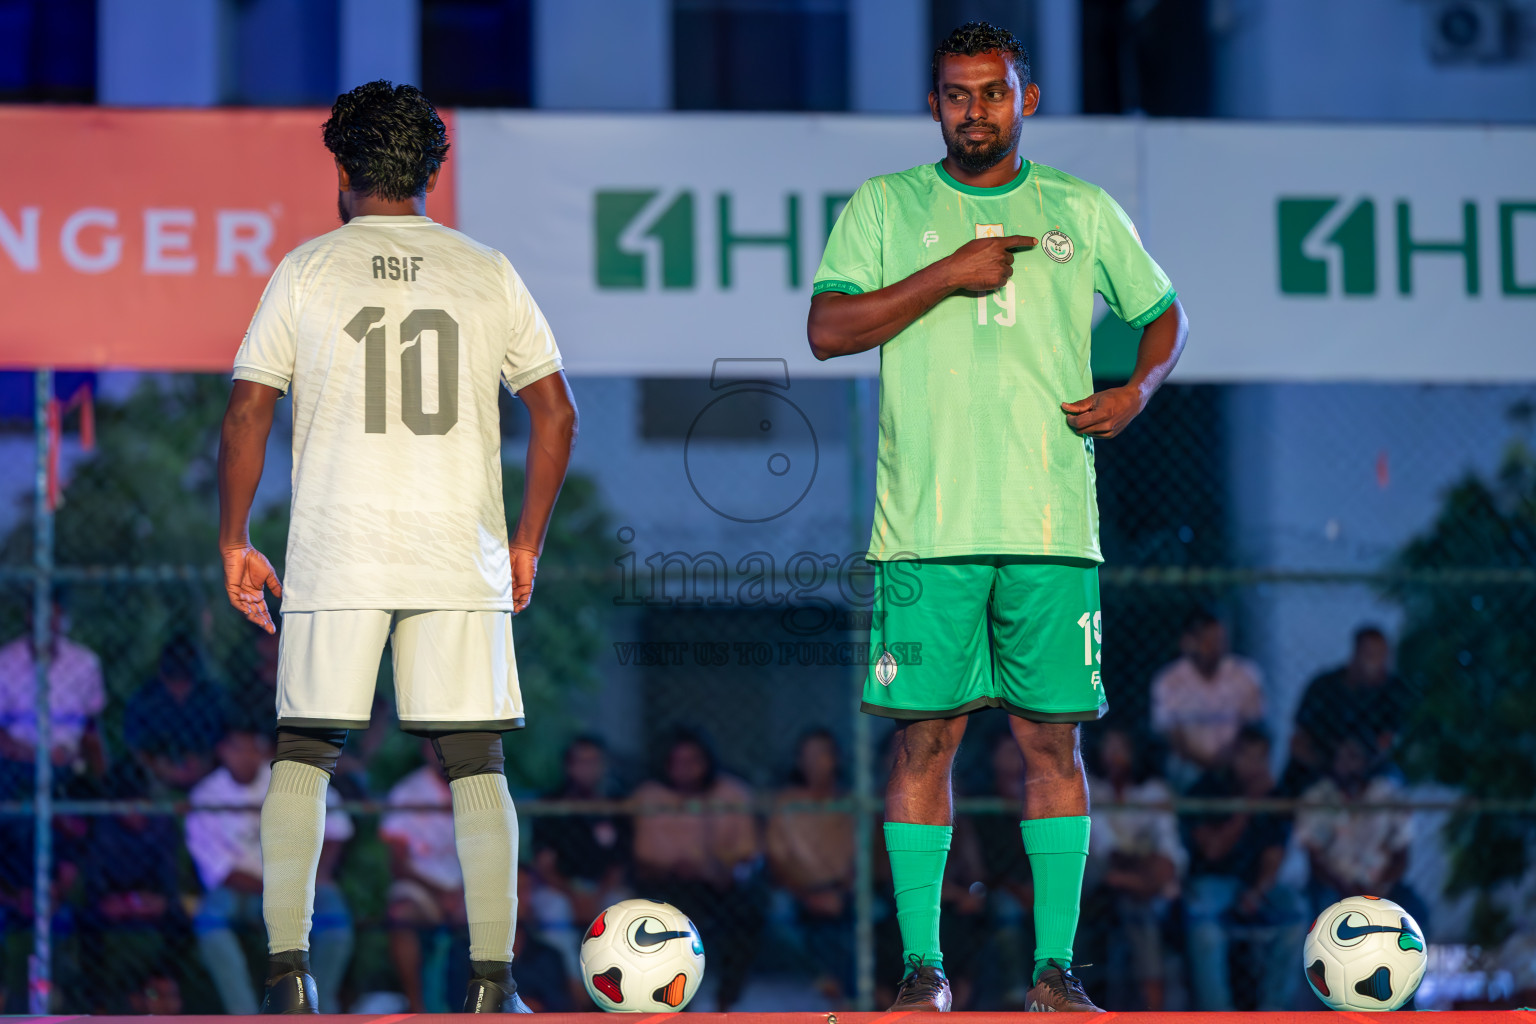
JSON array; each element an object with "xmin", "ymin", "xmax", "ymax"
[{"xmin": 1, "ymin": 370, "xmax": 1533, "ymax": 1012}]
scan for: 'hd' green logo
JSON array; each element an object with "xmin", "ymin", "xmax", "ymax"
[
  {"xmin": 1278, "ymin": 196, "xmax": 1536, "ymax": 297},
  {"xmin": 593, "ymin": 189, "xmax": 854, "ymax": 291}
]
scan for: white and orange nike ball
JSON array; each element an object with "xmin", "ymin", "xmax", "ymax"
[{"xmin": 579, "ymin": 898, "xmax": 706, "ymax": 1012}]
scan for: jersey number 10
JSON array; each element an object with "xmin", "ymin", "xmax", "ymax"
[{"xmin": 343, "ymin": 306, "xmax": 460, "ymax": 436}]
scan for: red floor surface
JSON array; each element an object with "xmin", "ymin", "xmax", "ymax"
[{"xmin": 14, "ymin": 1013, "xmax": 1536, "ymax": 1022}]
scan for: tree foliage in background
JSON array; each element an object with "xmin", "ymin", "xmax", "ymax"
[{"xmin": 1392, "ymin": 412, "xmax": 1536, "ymax": 944}]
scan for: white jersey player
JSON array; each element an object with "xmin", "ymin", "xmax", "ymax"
[{"xmin": 216, "ymin": 81, "xmax": 576, "ymax": 1015}]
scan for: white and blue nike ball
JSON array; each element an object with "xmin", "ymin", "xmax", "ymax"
[
  {"xmin": 1303, "ymin": 895, "xmax": 1426, "ymax": 1010},
  {"xmin": 579, "ymin": 898, "xmax": 706, "ymax": 1012}
]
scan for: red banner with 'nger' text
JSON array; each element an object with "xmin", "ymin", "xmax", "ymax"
[{"xmin": 0, "ymin": 107, "xmax": 457, "ymax": 371}]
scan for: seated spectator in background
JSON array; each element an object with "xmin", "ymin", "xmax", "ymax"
[
  {"xmin": 0, "ymin": 603, "xmax": 107, "ymax": 798},
  {"xmin": 533, "ymin": 735, "xmax": 632, "ymax": 930},
  {"xmin": 1296, "ymin": 735, "xmax": 1428, "ymax": 927},
  {"xmin": 76, "ymin": 764, "xmax": 190, "ymax": 1014},
  {"xmin": 123, "ymin": 633, "xmax": 229, "ymax": 793},
  {"xmin": 1084, "ymin": 726, "xmax": 1186, "ymax": 1011},
  {"xmin": 969, "ymin": 730, "xmax": 1034, "ymax": 1009},
  {"xmin": 1182, "ymin": 725, "xmax": 1303, "ymax": 1011},
  {"xmin": 766, "ymin": 728, "xmax": 855, "ymax": 1005},
  {"xmin": 511, "ymin": 866, "xmax": 576, "ymax": 1012},
  {"xmin": 187, "ymin": 727, "xmax": 354, "ymax": 1014},
  {"xmin": 1282, "ymin": 625, "xmax": 1406, "ymax": 796},
  {"xmin": 633, "ymin": 728, "xmax": 764, "ymax": 1012},
  {"xmin": 1152, "ymin": 610, "xmax": 1265, "ymax": 789},
  {"xmin": 382, "ymin": 740, "xmax": 465, "ymax": 1014}
]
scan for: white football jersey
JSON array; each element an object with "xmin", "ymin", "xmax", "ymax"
[{"xmin": 232, "ymin": 214, "xmax": 562, "ymax": 611}]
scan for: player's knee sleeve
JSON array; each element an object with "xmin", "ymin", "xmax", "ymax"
[
  {"xmin": 431, "ymin": 731, "xmax": 505, "ymax": 781},
  {"xmin": 273, "ymin": 727, "xmax": 348, "ymax": 776}
]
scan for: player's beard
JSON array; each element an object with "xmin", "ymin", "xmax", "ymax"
[
  {"xmin": 337, "ymin": 193, "xmax": 352, "ymax": 224},
  {"xmin": 943, "ymin": 117, "xmax": 1024, "ymax": 175}
]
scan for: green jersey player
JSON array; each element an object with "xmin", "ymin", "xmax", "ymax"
[{"xmin": 809, "ymin": 22, "xmax": 1188, "ymax": 1013}]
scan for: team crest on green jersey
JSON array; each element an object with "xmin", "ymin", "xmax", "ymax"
[
  {"xmin": 875, "ymin": 649, "xmax": 898, "ymax": 686},
  {"xmin": 1042, "ymin": 229, "xmax": 1074, "ymax": 263}
]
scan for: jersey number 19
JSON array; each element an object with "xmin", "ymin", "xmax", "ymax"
[{"xmin": 343, "ymin": 306, "xmax": 460, "ymax": 436}]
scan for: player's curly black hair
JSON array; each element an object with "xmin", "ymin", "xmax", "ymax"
[
  {"xmin": 322, "ymin": 80, "xmax": 449, "ymax": 202},
  {"xmin": 931, "ymin": 21, "xmax": 1032, "ymax": 93}
]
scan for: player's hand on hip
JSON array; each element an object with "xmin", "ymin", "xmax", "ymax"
[
  {"xmin": 221, "ymin": 544, "xmax": 282, "ymax": 633},
  {"xmin": 510, "ymin": 545, "xmax": 539, "ymax": 614},
  {"xmin": 1061, "ymin": 386, "xmax": 1146, "ymax": 438},
  {"xmin": 944, "ymin": 235, "xmax": 1037, "ymax": 293}
]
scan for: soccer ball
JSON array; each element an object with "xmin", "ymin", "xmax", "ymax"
[
  {"xmin": 579, "ymin": 898, "xmax": 706, "ymax": 1012},
  {"xmin": 1303, "ymin": 895, "xmax": 1426, "ymax": 1010}
]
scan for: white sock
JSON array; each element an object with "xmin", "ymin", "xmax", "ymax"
[
  {"xmin": 261, "ymin": 760, "xmax": 330, "ymax": 954},
  {"xmin": 451, "ymin": 772, "xmax": 519, "ymax": 962}
]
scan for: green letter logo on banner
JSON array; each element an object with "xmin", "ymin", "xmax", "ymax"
[
  {"xmin": 595, "ymin": 190, "xmax": 695, "ymax": 290},
  {"xmin": 1278, "ymin": 197, "xmax": 1376, "ymax": 296}
]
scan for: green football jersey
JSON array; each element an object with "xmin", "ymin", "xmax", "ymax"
[{"xmin": 814, "ymin": 160, "xmax": 1176, "ymax": 563}]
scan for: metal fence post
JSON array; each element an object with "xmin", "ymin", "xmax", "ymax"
[
  {"xmin": 29, "ymin": 368, "xmax": 54, "ymax": 1015},
  {"xmin": 848, "ymin": 376, "xmax": 875, "ymax": 1010}
]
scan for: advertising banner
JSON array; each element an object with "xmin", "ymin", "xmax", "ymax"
[
  {"xmin": 3, "ymin": 108, "xmax": 1531, "ymax": 380},
  {"xmin": 0, "ymin": 107, "xmax": 456, "ymax": 371},
  {"xmin": 1145, "ymin": 121, "xmax": 1536, "ymax": 381},
  {"xmin": 457, "ymin": 111, "xmax": 1143, "ymax": 379}
]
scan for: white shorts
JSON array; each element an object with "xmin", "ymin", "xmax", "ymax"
[{"xmin": 276, "ymin": 610, "xmax": 525, "ymax": 732}]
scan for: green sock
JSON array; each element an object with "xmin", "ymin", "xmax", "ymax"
[
  {"xmin": 1021, "ymin": 815, "xmax": 1091, "ymax": 984},
  {"xmin": 884, "ymin": 821, "xmax": 951, "ymax": 973}
]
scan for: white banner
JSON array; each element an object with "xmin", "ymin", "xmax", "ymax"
[{"xmin": 455, "ymin": 112, "xmax": 1536, "ymax": 381}]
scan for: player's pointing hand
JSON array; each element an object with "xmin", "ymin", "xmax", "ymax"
[
  {"xmin": 944, "ymin": 235, "xmax": 1037, "ymax": 293},
  {"xmin": 510, "ymin": 545, "xmax": 539, "ymax": 614},
  {"xmin": 221, "ymin": 544, "xmax": 282, "ymax": 634},
  {"xmin": 1061, "ymin": 386, "xmax": 1147, "ymax": 439}
]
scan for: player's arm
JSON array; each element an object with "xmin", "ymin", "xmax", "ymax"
[
  {"xmin": 508, "ymin": 370, "xmax": 578, "ymax": 613},
  {"xmin": 1061, "ymin": 297, "xmax": 1188, "ymax": 438},
  {"xmin": 807, "ymin": 234, "xmax": 1037, "ymax": 360},
  {"xmin": 217, "ymin": 380, "xmax": 284, "ymax": 633}
]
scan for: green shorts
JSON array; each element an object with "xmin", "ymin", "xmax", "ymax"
[{"xmin": 863, "ymin": 557, "xmax": 1107, "ymax": 723}]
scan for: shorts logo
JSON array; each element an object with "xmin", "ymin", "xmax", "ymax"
[
  {"xmin": 875, "ymin": 650, "xmax": 898, "ymax": 686},
  {"xmin": 922, "ymin": 229, "xmax": 940, "ymax": 248},
  {"xmin": 1042, "ymin": 229, "xmax": 1074, "ymax": 263}
]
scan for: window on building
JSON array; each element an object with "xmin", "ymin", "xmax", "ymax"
[
  {"xmin": 0, "ymin": 0, "xmax": 95, "ymax": 102},
  {"xmin": 421, "ymin": 0, "xmax": 533, "ymax": 107},
  {"xmin": 673, "ymin": 0, "xmax": 848, "ymax": 111}
]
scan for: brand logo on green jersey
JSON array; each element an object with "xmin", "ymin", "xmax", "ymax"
[
  {"xmin": 1277, "ymin": 196, "xmax": 1536, "ymax": 297},
  {"xmin": 1042, "ymin": 229, "xmax": 1074, "ymax": 263}
]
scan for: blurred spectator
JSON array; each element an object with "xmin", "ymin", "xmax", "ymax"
[
  {"xmin": 187, "ymin": 727, "xmax": 354, "ymax": 1014},
  {"xmin": 0, "ymin": 603, "xmax": 107, "ymax": 798},
  {"xmin": 381, "ymin": 740, "xmax": 464, "ymax": 1013},
  {"xmin": 512, "ymin": 865, "xmax": 576, "ymax": 1012},
  {"xmin": 1295, "ymin": 735, "xmax": 1428, "ymax": 925},
  {"xmin": 533, "ymin": 735, "xmax": 632, "ymax": 929},
  {"xmin": 766, "ymin": 728, "xmax": 854, "ymax": 1004},
  {"xmin": 1152, "ymin": 610, "xmax": 1265, "ymax": 789},
  {"xmin": 1182, "ymin": 725, "xmax": 1303, "ymax": 1011},
  {"xmin": 1282, "ymin": 626, "xmax": 1406, "ymax": 796},
  {"xmin": 632, "ymin": 727, "xmax": 764, "ymax": 1012},
  {"xmin": 123, "ymin": 633, "xmax": 229, "ymax": 793},
  {"xmin": 76, "ymin": 764, "xmax": 190, "ymax": 1013},
  {"xmin": 127, "ymin": 975, "xmax": 183, "ymax": 1016},
  {"xmin": 1084, "ymin": 726, "xmax": 1186, "ymax": 1011},
  {"xmin": 968, "ymin": 730, "xmax": 1034, "ymax": 1009},
  {"xmin": 0, "ymin": 808, "xmax": 87, "ymax": 1013}
]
